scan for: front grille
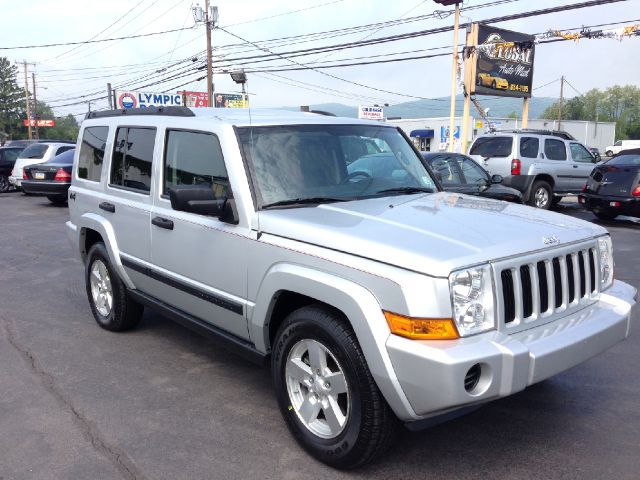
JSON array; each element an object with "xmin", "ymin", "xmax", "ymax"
[{"xmin": 499, "ymin": 244, "xmax": 599, "ymax": 328}]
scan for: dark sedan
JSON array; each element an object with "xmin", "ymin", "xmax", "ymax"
[
  {"xmin": 22, "ymin": 149, "xmax": 75, "ymax": 205},
  {"xmin": 0, "ymin": 146, "xmax": 25, "ymax": 192},
  {"xmin": 421, "ymin": 152, "xmax": 523, "ymax": 203},
  {"xmin": 579, "ymin": 148, "xmax": 640, "ymax": 220}
]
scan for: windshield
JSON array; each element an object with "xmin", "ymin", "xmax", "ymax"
[
  {"xmin": 237, "ymin": 124, "xmax": 437, "ymax": 208},
  {"xmin": 608, "ymin": 153, "xmax": 640, "ymax": 166},
  {"xmin": 18, "ymin": 143, "xmax": 49, "ymax": 159}
]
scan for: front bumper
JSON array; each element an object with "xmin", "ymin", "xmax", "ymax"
[
  {"xmin": 579, "ymin": 193, "xmax": 640, "ymax": 216},
  {"xmin": 386, "ymin": 280, "xmax": 636, "ymax": 420},
  {"xmin": 21, "ymin": 180, "xmax": 70, "ymax": 197}
]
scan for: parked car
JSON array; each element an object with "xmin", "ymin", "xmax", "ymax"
[
  {"xmin": 9, "ymin": 141, "xmax": 75, "ymax": 189},
  {"xmin": 67, "ymin": 107, "xmax": 636, "ymax": 469},
  {"xmin": 604, "ymin": 139, "xmax": 640, "ymax": 157},
  {"xmin": 421, "ymin": 152, "xmax": 523, "ymax": 203},
  {"xmin": 468, "ymin": 129, "xmax": 598, "ymax": 209},
  {"xmin": 579, "ymin": 148, "xmax": 640, "ymax": 220},
  {"xmin": 477, "ymin": 72, "xmax": 508, "ymax": 90},
  {"xmin": 0, "ymin": 145, "xmax": 26, "ymax": 192},
  {"xmin": 21, "ymin": 148, "xmax": 75, "ymax": 204}
]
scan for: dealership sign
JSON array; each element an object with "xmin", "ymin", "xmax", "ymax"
[
  {"xmin": 180, "ymin": 91, "xmax": 209, "ymax": 107},
  {"xmin": 24, "ymin": 119, "xmax": 55, "ymax": 127},
  {"xmin": 472, "ymin": 24, "xmax": 535, "ymax": 98},
  {"xmin": 214, "ymin": 93, "xmax": 249, "ymax": 108},
  {"xmin": 358, "ymin": 106, "xmax": 384, "ymax": 121},
  {"xmin": 115, "ymin": 90, "xmax": 183, "ymax": 109}
]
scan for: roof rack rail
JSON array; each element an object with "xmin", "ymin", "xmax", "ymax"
[
  {"xmin": 85, "ymin": 106, "xmax": 195, "ymax": 120},
  {"xmin": 494, "ymin": 128, "xmax": 575, "ymax": 140}
]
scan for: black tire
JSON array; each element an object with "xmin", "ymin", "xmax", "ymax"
[
  {"xmin": 272, "ymin": 305, "xmax": 398, "ymax": 469},
  {"xmin": 491, "ymin": 80, "xmax": 497, "ymax": 89},
  {"xmin": 605, "ymin": 150, "xmax": 613, "ymax": 157},
  {"xmin": 594, "ymin": 210, "xmax": 618, "ymax": 220},
  {"xmin": 85, "ymin": 243, "xmax": 143, "ymax": 332},
  {"xmin": 47, "ymin": 195, "xmax": 67, "ymax": 205},
  {"xmin": 0, "ymin": 175, "xmax": 10, "ymax": 193},
  {"xmin": 528, "ymin": 180, "xmax": 553, "ymax": 209}
]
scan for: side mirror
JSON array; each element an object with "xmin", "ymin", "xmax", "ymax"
[
  {"xmin": 168, "ymin": 184, "xmax": 239, "ymax": 224},
  {"xmin": 491, "ymin": 174, "xmax": 503, "ymax": 184}
]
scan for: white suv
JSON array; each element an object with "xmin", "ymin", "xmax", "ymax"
[
  {"xmin": 10, "ymin": 141, "xmax": 76, "ymax": 188},
  {"xmin": 66, "ymin": 107, "xmax": 636, "ymax": 468}
]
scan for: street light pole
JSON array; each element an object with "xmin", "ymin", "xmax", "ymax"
[
  {"xmin": 32, "ymin": 72, "xmax": 39, "ymax": 140},
  {"xmin": 205, "ymin": 0, "xmax": 213, "ymax": 107},
  {"xmin": 447, "ymin": 3, "xmax": 460, "ymax": 152}
]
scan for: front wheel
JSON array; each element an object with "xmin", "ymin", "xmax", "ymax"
[
  {"xmin": 528, "ymin": 180, "xmax": 553, "ymax": 209},
  {"xmin": 272, "ymin": 305, "xmax": 397, "ymax": 469},
  {"xmin": 605, "ymin": 150, "xmax": 613, "ymax": 157},
  {"xmin": 85, "ymin": 243, "xmax": 143, "ymax": 331}
]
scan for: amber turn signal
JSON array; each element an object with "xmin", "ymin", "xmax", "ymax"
[{"xmin": 384, "ymin": 311, "xmax": 459, "ymax": 340}]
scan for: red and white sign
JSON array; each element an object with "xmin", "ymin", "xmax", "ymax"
[
  {"xmin": 24, "ymin": 119, "xmax": 55, "ymax": 127},
  {"xmin": 358, "ymin": 105, "xmax": 384, "ymax": 121},
  {"xmin": 179, "ymin": 91, "xmax": 209, "ymax": 107}
]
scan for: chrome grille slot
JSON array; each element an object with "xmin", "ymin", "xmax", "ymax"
[{"xmin": 496, "ymin": 242, "xmax": 600, "ymax": 332}]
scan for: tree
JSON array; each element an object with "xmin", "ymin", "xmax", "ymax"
[
  {"xmin": 541, "ymin": 85, "xmax": 640, "ymax": 140},
  {"xmin": 0, "ymin": 57, "xmax": 25, "ymax": 142},
  {"xmin": 31, "ymin": 100, "xmax": 79, "ymax": 141}
]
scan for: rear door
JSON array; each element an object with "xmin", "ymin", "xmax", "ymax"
[
  {"xmin": 543, "ymin": 138, "xmax": 572, "ymax": 191},
  {"xmin": 518, "ymin": 136, "xmax": 540, "ymax": 173},
  {"xmin": 468, "ymin": 136, "xmax": 513, "ymax": 177}
]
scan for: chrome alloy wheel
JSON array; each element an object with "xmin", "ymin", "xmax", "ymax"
[
  {"xmin": 534, "ymin": 186, "xmax": 549, "ymax": 208},
  {"xmin": 285, "ymin": 339, "xmax": 350, "ymax": 439},
  {"xmin": 90, "ymin": 259, "xmax": 113, "ymax": 317}
]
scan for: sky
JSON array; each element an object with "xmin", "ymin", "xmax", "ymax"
[{"xmin": 3, "ymin": 0, "xmax": 640, "ymax": 120}]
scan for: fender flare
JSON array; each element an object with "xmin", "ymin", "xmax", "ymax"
[
  {"xmin": 250, "ymin": 263, "xmax": 418, "ymax": 420},
  {"xmin": 78, "ymin": 213, "xmax": 135, "ymax": 289}
]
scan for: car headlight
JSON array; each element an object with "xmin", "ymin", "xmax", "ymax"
[
  {"xmin": 597, "ymin": 236, "xmax": 614, "ymax": 290},
  {"xmin": 449, "ymin": 265, "xmax": 495, "ymax": 336}
]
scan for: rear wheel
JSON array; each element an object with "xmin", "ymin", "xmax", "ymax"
[
  {"xmin": 85, "ymin": 243, "xmax": 143, "ymax": 331},
  {"xmin": 47, "ymin": 195, "xmax": 67, "ymax": 205},
  {"xmin": 528, "ymin": 180, "xmax": 553, "ymax": 209},
  {"xmin": 594, "ymin": 210, "xmax": 618, "ymax": 220},
  {"xmin": 0, "ymin": 175, "xmax": 9, "ymax": 193},
  {"xmin": 272, "ymin": 305, "xmax": 397, "ymax": 469},
  {"xmin": 605, "ymin": 150, "xmax": 613, "ymax": 157}
]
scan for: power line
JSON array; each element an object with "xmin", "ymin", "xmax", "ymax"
[{"xmin": 221, "ymin": 0, "xmax": 346, "ymax": 28}]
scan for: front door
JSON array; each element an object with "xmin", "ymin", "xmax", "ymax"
[
  {"xmin": 149, "ymin": 128, "xmax": 250, "ymax": 340},
  {"xmin": 568, "ymin": 142, "xmax": 597, "ymax": 191}
]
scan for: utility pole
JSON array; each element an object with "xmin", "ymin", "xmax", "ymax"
[
  {"xmin": 557, "ymin": 75, "xmax": 565, "ymax": 131},
  {"xmin": 32, "ymin": 72, "xmax": 39, "ymax": 140},
  {"xmin": 107, "ymin": 83, "xmax": 113, "ymax": 109},
  {"xmin": 205, "ymin": 0, "xmax": 214, "ymax": 107},
  {"xmin": 21, "ymin": 60, "xmax": 34, "ymax": 140}
]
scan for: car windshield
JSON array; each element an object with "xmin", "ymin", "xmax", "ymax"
[
  {"xmin": 18, "ymin": 143, "xmax": 49, "ymax": 159},
  {"xmin": 237, "ymin": 124, "xmax": 437, "ymax": 208},
  {"xmin": 607, "ymin": 153, "xmax": 640, "ymax": 166},
  {"xmin": 469, "ymin": 136, "xmax": 513, "ymax": 157}
]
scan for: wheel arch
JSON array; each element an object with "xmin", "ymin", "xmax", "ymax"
[{"xmin": 251, "ymin": 263, "xmax": 417, "ymax": 421}]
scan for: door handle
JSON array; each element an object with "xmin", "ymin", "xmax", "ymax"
[
  {"xmin": 573, "ymin": 165, "xmax": 578, "ymax": 168},
  {"xmin": 99, "ymin": 202, "xmax": 115, "ymax": 213},
  {"xmin": 152, "ymin": 216, "xmax": 174, "ymax": 230}
]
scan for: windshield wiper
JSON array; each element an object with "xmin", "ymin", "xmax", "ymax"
[
  {"xmin": 375, "ymin": 186, "xmax": 435, "ymax": 196},
  {"xmin": 262, "ymin": 197, "xmax": 349, "ymax": 209}
]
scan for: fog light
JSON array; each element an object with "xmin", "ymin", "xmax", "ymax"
[{"xmin": 464, "ymin": 364, "xmax": 482, "ymax": 392}]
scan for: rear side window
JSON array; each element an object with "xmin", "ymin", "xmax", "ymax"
[
  {"xmin": 469, "ymin": 136, "xmax": 513, "ymax": 157},
  {"xmin": 78, "ymin": 126, "xmax": 108, "ymax": 182},
  {"xmin": 3, "ymin": 149, "xmax": 21, "ymax": 162},
  {"xmin": 110, "ymin": 127, "xmax": 156, "ymax": 192},
  {"xmin": 519, "ymin": 137, "xmax": 539, "ymax": 158},
  {"xmin": 18, "ymin": 143, "xmax": 48, "ymax": 159},
  {"xmin": 163, "ymin": 130, "xmax": 228, "ymax": 196},
  {"xmin": 544, "ymin": 139, "xmax": 567, "ymax": 161}
]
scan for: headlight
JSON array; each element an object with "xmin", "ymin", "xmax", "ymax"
[
  {"xmin": 449, "ymin": 265, "xmax": 495, "ymax": 336},
  {"xmin": 597, "ymin": 236, "xmax": 614, "ymax": 290}
]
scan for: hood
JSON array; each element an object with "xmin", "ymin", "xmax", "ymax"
[{"xmin": 258, "ymin": 192, "xmax": 606, "ymax": 277}]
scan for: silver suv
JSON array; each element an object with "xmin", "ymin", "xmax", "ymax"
[
  {"xmin": 468, "ymin": 129, "xmax": 598, "ymax": 209},
  {"xmin": 66, "ymin": 107, "xmax": 636, "ymax": 468}
]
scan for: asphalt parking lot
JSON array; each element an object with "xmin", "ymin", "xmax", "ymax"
[{"xmin": 0, "ymin": 192, "xmax": 638, "ymax": 480}]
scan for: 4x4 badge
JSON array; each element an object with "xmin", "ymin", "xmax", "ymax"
[{"xmin": 542, "ymin": 235, "xmax": 560, "ymax": 245}]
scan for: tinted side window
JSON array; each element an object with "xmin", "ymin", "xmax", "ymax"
[
  {"xmin": 4, "ymin": 149, "xmax": 21, "ymax": 162},
  {"xmin": 469, "ymin": 136, "xmax": 513, "ymax": 157},
  {"xmin": 164, "ymin": 130, "xmax": 228, "ymax": 196},
  {"xmin": 429, "ymin": 156, "xmax": 463, "ymax": 186},
  {"xmin": 519, "ymin": 137, "xmax": 539, "ymax": 158},
  {"xmin": 78, "ymin": 127, "xmax": 108, "ymax": 181},
  {"xmin": 544, "ymin": 139, "xmax": 567, "ymax": 161},
  {"xmin": 18, "ymin": 143, "xmax": 48, "ymax": 159},
  {"xmin": 55, "ymin": 145, "xmax": 74, "ymax": 156},
  {"xmin": 110, "ymin": 127, "xmax": 155, "ymax": 192},
  {"xmin": 457, "ymin": 156, "xmax": 488, "ymax": 184}
]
